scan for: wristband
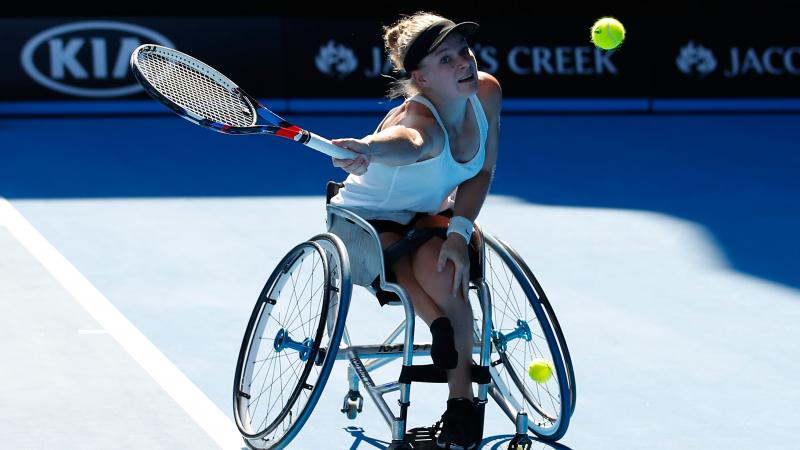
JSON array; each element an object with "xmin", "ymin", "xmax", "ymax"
[{"xmin": 447, "ymin": 216, "xmax": 473, "ymax": 242}]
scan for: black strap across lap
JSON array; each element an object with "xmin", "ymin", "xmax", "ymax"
[{"xmin": 398, "ymin": 364, "xmax": 491, "ymax": 385}]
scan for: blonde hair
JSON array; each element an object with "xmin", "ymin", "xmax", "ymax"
[{"xmin": 382, "ymin": 11, "xmax": 449, "ymax": 99}]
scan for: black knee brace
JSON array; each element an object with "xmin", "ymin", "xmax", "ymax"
[{"xmin": 430, "ymin": 317, "xmax": 458, "ymax": 370}]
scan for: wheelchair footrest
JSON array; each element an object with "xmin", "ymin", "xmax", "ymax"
[{"xmin": 398, "ymin": 364, "xmax": 491, "ymax": 384}]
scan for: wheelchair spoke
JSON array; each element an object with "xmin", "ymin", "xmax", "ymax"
[
  {"xmin": 252, "ymin": 352, "xmax": 283, "ymax": 365},
  {"xmin": 281, "ymin": 254, "xmax": 316, "ymax": 329},
  {"xmin": 290, "ymin": 282, "xmax": 324, "ymax": 338},
  {"xmin": 253, "ymin": 357, "xmax": 279, "ymax": 427},
  {"xmin": 261, "ymin": 356, "xmax": 294, "ymax": 430},
  {"xmin": 250, "ymin": 352, "xmax": 281, "ymax": 383},
  {"xmin": 263, "ymin": 354, "xmax": 302, "ymax": 422},
  {"xmin": 488, "ymin": 265, "xmax": 512, "ymax": 331},
  {"xmin": 282, "ymin": 256, "xmax": 322, "ymax": 334},
  {"xmin": 288, "ymin": 310, "xmax": 323, "ymax": 338},
  {"xmin": 249, "ymin": 348, "xmax": 280, "ymax": 425},
  {"xmin": 262, "ymin": 354, "xmax": 293, "ymax": 416},
  {"xmin": 492, "ymin": 306, "xmax": 523, "ymax": 332},
  {"xmin": 250, "ymin": 354, "xmax": 301, "ymax": 410},
  {"xmin": 267, "ymin": 311, "xmax": 294, "ymax": 340}
]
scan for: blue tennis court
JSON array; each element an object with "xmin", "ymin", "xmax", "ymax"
[{"xmin": 2, "ymin": 110, "xmax": 799, "ymax": 449}]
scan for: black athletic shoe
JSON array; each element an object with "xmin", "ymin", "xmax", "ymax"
[{"xmin": 433, "ymin": 398, "xmax": 479, "ymax": 449}]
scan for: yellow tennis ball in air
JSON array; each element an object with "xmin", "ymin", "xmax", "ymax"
[
  {"xmin": 527, "ymin": 358, "xmax": 554, "ymax": 384},
  {"xmin": 591, "ymin": 17, "xmax": 626, "ymax": 50}
]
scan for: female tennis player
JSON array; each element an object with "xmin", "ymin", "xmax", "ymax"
[{"xmin": 329, "ymin": 12, "xmax": 501, "ymax": 449}]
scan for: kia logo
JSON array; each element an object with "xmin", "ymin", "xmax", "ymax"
[{"xmin": 21, "ymin": 21, "xmax": 175, "ymax": 98}]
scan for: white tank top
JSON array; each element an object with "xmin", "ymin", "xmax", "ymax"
[{"xmin": 330, "ymin": 93, "xmax": 488, "ymax": 224}]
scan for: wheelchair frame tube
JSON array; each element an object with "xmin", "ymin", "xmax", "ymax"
[
  {"xmin": 397, "ymin": 284, "xmax": 415, "ymax": 441},
  {"xmin": 346, "ymin": 349, "xmax": 396, "ymax": 429},
  {"xmin": 335, "ymin": 343, "xmax": 485, "ymax": 361},
  {"xmin": 363, "ymin": 320, "xmax": 406, "ymax": 371},
  {"xmin": 476, "ymin": 280, "xmax": 493, "ymax": 403},
  {"xmin": 375, "ymin": 382, "xmax": 401, "ymax": 395}
]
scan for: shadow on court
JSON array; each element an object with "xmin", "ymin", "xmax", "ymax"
[
  {"xmin": 343, "ymin": 426, "xmax": 574, "ymax": 450},
  {"xmin": 1, "ymin": 112, "xmax": 798, "ymax": 291}
]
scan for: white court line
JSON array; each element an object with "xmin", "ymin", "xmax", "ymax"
[{"xmin": 0, "ymin": 198, "xmax": 244, "ymax": 450}]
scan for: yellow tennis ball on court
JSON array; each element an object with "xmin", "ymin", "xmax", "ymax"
[
  {"xmin": 527, "ymin": 358, "xmax": 554, "ymax": 384},
  {"xmin": 591, "ymin": 17, "xmax": 626, "ymax": 50}
]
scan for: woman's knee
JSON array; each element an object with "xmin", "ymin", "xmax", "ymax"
[
  {"xmin": 381, "ymin": 234, "xmax": 443, "ymax": 324},
  {"xmin": 411, "ymin": 237, "xmax": 468, "ymax": 305}
]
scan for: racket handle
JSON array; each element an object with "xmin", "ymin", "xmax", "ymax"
[{"xmin": 304, "ymin": 132, "xmax": 358, "ymax": 160}]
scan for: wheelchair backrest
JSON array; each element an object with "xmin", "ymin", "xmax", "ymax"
[{"xmin": 325, "ymin": 204, "xmax": 387, "ymax": 288}]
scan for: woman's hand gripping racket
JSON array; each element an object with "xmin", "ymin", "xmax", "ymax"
[{"xmin": 130, "ymin": 44, "xmax": 357, "ymax": 160}]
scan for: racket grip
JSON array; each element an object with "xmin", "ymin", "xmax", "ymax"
[{"xmin": 305, "ymin": 132, "xmax": 358, "ymax": 160}]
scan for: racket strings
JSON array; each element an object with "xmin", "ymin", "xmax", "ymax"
[{"xmin": 136, "ymin": 52, "xmax": 255, "ymax": 128}]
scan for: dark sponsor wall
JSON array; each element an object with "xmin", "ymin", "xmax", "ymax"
[
  {"xmin": 1, "ymin": 13, "xmax": 798, "ymax": 110},
  {"xmin": 2, "ymin": 18, "xmax": 286, "ymax": 100},
  {"xmin": 650, "ymin": 15, "xmax": 800, "ymax": 98},
  {"xmin": 286, "ymin": 16, "xmax": 652, "ymax": 99}
]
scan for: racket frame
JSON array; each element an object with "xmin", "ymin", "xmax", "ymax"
[{"xmin": 130, "ymin": 44, "xmax": 356, "ymax": 159}]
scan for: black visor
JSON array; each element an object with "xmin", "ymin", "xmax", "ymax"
[{"xmin": 402, "ymin": 19, "xmax": 479, "ymax": 72}]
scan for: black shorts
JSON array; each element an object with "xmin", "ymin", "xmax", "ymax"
[{"xmin": 366, "ymin": 209, "xmax": 454, "ymax": 237}]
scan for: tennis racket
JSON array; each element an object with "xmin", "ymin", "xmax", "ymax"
[{"xmin": 130, "ymin": 44, "xmax": 356, "ymax": 160}]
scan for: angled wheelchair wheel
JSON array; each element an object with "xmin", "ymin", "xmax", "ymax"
[
  {"xmin": 233, "ymin": 233, "xmax": 351, "ymax": 449},
  {"xmin": 472, "ymin": 233, "xmax": 575, "ymax": 441}
]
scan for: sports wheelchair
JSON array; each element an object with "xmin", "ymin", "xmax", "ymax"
[{"xmin": 233, "ymin": 182, "xmax": 576, "ymax": 449}]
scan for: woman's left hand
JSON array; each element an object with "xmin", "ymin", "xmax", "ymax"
[{"xmin": 437, "ymin": 233, "xmax": 471, "ymax": 301}]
